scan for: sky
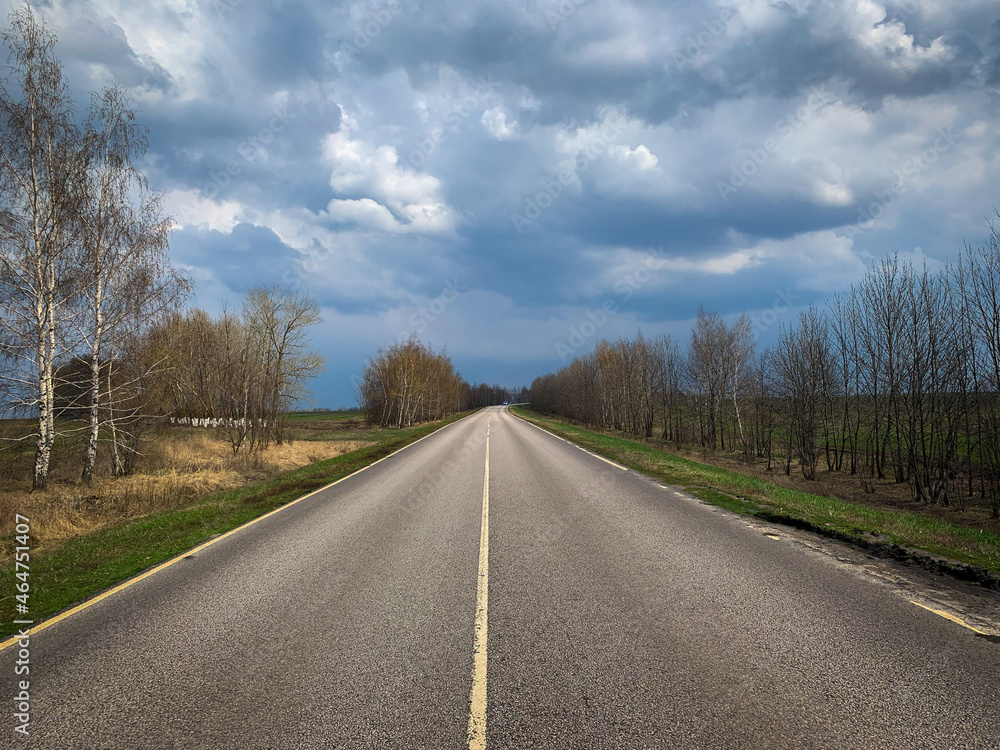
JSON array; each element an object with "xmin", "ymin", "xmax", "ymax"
[{"xmin": 21, "ymin": 0, "xmax": 1000, "ymax": 406}]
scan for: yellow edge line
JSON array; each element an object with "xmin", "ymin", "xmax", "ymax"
[
  {"xmin": 908, "ymin": 600, "xmax": 988, "ymax": 635},
  {"xmin": 0, "ymin": 412, "xmax": 477, "ymax": 652},
  {"xmin": 467, "ymin": 421, "xmax": 490, "ymax": 749}
]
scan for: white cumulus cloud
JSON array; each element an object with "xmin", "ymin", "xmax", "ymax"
[{"xmin": 322, "ymin": 117, "xmax": 459, "ymax": 235}]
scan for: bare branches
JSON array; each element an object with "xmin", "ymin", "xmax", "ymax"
[
  {"xmin": 530, "ymin": 235, "xmax": 1000, "ymax": 519},
  {"xmin": 0, "ymin": 4, "xmax": 81, "ymax": 489},
  {"xmin": 771, "ymin": 307, "xmax": 834, "ymax": 480},
  {"xmin": 140, "ymin": 291, "xmax": 324, "ymax": 456},
  {"xmin": 360, "ymin": 336, "xmax": 464, "ymax": 428},
  {"xmin": 77, "ymin": 82, "xmax": 188, "ymax": 483},
  {"xmin": 0, "ymin": 9, "xmax": 327, "ymax": 487},
  {"xmin": 358, "ymin": 336, "xmax": 509, "ymax": 427}
]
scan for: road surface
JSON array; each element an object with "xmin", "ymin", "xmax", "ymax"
[{"xmin": 4, "ymin": 406, "xmax": 1000, "ymax": 748}]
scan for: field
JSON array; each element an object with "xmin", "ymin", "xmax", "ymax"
[{"xmin": 287, "ymin": 409, "xmax": 365, "ymax": 423}]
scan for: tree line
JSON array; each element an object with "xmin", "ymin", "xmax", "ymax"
[
  {"xmin": 530, "ymin": 228, "xmax": 1000, "ymax": 518},
  {"xmin": 0, "ymin": 9, "xmax": 323, "ymax": 487},
  {"xmin": 358, "ymin": 336, "xmax": 522, "ymax": 427}
]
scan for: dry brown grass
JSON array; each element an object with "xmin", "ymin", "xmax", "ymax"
[{"xmin": 0, "ymin": 427, "xmax": 371, "ymax": 555}]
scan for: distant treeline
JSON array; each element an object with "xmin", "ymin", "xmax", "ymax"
[
  {"xmin": 530, "ymin": 228, "xmax": 1000, "ymax": 518},
  {"xmin": 358, "ymin": 337, "xmax": 525, "ymax": 427}
]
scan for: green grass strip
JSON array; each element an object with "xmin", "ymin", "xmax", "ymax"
[
  {"xmin": 511, "ymin": 408, "xmax": 1000, "ymax": 581},
  {"xmin": 2, "ymin": 412, "xmax": 473, "ymax": 638}
]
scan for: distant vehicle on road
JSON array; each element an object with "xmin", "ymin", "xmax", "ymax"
[{"xmin": 502, "ymin": 401, "xmax": 508, "ymax": 405}]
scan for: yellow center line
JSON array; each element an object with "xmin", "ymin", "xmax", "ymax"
[{"xmin": 467, "ymin": 421, "xmax": 490, "ymax": 750}]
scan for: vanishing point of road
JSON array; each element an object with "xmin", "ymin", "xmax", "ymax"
[{"xmin": 4, "ymin": 406, "xmax": 999, "ymax": 748}]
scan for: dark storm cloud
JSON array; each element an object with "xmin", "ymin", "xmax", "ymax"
[
  {"xmin": 238, "ymin": 2, "xmax": 326, "ymax": 85},
  {"xmin": 50, "ymin": 14, "xmax": 159, "ymax": 88},
  {"xmin": 170, "ymin": 223, "xmax": 301, "ymax": 294},
  {"xmin": 20, "ymin": 0, "xmax": 1000, "ymax": 404},
  {"xmin": 345, "ymin": 0, "xmax": 993, "ymax": 124}
]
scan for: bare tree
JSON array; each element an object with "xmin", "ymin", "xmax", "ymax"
[
  {"xmin": 772, "ymin": 307, "xmax": 834, "ymax": 479},
  {"xmin": 688, "ymin": 306, "xmax": 727, "ymax": 449},
  {"xmin": 0, "ymin": 6, "xmax": 82, "ymax": 489},
  {"xmin": 828, "ymin": 290, "xmax": 862, "ymax": 474},
  {"xmin": 896, "ymin": 263, "xmax": 964, "ymax": 505},
  {"xmin": 958, "ymin": 219, "xmax": 1000, "ymax": 518},
  {"xmin": 746, "ymin": 350, "xmax": 776, "ymax": 468},
  {"xmin": 76, "ymin": 84, "xmax": 186, "ymax": 483},
  {"xmin": 243, "ymin": 285, "xmax": 323, "ymax": 447},
  {"xmin": 359, "ymin": 336, "xmax": 471, "ymax": 427},
  {"xmin": 724, "ymin": 313, "xmax": 754, "ymax": 457},
  {"xmin": 654, "ymin": 334, "xmax": 684, "ymax": 444},
  {"xmin": 527, "ymin": 229, "xmax": 1000, "ymax": 521}
]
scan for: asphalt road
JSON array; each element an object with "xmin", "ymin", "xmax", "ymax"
[{"xmin": 4, "ymin": 406, "xmax": 1000, "ymax": 748}]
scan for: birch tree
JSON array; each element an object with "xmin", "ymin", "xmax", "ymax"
[
  {"xmin": 359, "ymin": 336, "xmax": 469, "ymax": 427},
  {"xmin": 0, "ymin": 6, "xmax": 81, "ymax": 489},
  {"xmin": 77, "ymin": 84, "xmax": 185, "ymax": 483}
]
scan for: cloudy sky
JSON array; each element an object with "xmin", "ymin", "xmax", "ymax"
[{"xmin": 24, "ymin": 0, "xmax": 1000, "ymax": 405}]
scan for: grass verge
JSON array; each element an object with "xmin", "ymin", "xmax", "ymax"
[
  {"xmin": 512, "ymin": 408, "xmax": 1000, "ymax": 586},
  {"xmin": 2, "ymin": 411, "xmax": 473, "ymax": 639}
]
